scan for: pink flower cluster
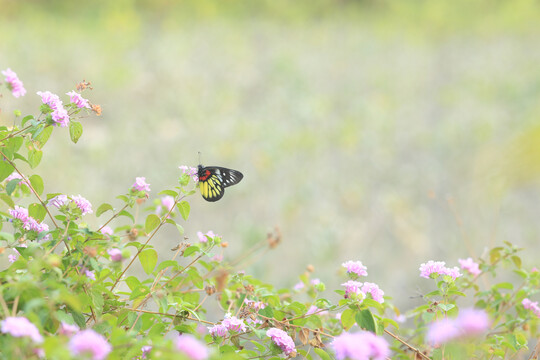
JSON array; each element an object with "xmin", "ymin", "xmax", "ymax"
[
  {"xmin": 331, "ymin": 331, "xmax": 390, "ymax": 360},
  {"xmin": 266, "ymin": 327, "xmax": 296, "ymax": 356},
  {"xmin": 175, "ymin": 334, "xmax": 208, "ymax": 360},
  {"xmin": 132, "ymin": 177, "xmax": 151, "ymax": 192},
  {"xmin": 208, "ymin": 314, "xmax": 247, "ymax": 337},
  {"xmin": 5, "ymin": 172, "xmax": 29, "ymax": 188},
  {"xmin": 458, "ymin": 257, "xmax": 481, "ymax": 276},
  {"xmin": 9, "ymin": 206, "xmax": 49, "ymax": 237},
  {"xmin": 2, "ymin": 68, "xmax": 26, "ymax": 97},
  {"xmin": 1, "ymin": 316, "xmax": 43, "ymax": 343},
  {"xmin": 179, "ymin": 165, "xmax": 199, "ymax": 182},
  {"xmin": 341, "ymin": 280, "xmax": 384, "ymax": 303},
  {"xmin": 107, "ymin": 248, "xmax": 123, "ymax": 262},
  {"xmin": 156, "ymin": 195, "xmax": 175, "ymax": 214},
  {"xmin": 342, "ymin": 260, "xmax": 368, "ymax": 278},
  {"xmin": 427, "ymin": 308, "xmax": 490, "ymax": 346},
  {"xmin": 522, "ymin": 298, "xmax": 540, "ymax": 318},
  {"xmin": 37, "ymin": 90, "xmax": 70, "ymax": 127},
  {"xmin": 8, "ymin": 243, "xmax": 27, "ymax": 263},
  {"xmin": 419, "ymin": 260, "xmax": 462, "ymax": 280},
  {"xmin": 66, "ymin": 91, "xmax": 90, "ymax": 109},
  {"xmin": 68, "ymin": 329, "xmax": 112, "ymax": 360},
  {"xmin": 197, "ymin": 230, "xmax": 217, "ymax": 243},
  {"xmin": 50, "ymin": 194, "xmax": 93, "ymax": 215}
]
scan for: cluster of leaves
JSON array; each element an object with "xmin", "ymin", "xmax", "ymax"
[{"xmin": 0, "ymin": 75, "xmax": 538, "ymax": 360}]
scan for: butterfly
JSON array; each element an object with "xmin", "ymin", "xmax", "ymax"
[{"xmin": 197, "ymin": 164, "xmax": 243, "ymax": 202}]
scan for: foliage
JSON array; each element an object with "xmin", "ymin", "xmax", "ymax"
[{"xmin": 0, "ymin": 73, "xmax": 538, "ymax": 360}]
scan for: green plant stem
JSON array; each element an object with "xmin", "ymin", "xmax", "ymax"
[
  {"xmin": 0, "ymin": 149, "xmax": 59, "ymax": 229},
  {"xmin": 384, "ymin": 329, "xmax": 431, "ymax": 360},
  {"xmin": 110, "ymin": 196, "xmax": 184, "ymax": 291},
  {"xmin": 97, "ymin": 204, "xmax": 129, "ymax": 232}
]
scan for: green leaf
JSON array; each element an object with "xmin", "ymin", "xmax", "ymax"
[
  {"xmin": 158, "ymin": 190, "xmax": 178, "ymax": 197},
  {"xmin": 6, "ymin": 179, "xmax": 21, "ymax": 195},
  {"xmin": 341, "ymin": 308, "xmax": 356, "ymax": 330},
  {"xmin": 28, "ymin": 149, "xmax": 43, "ymax": 169},
  {"xmin": 29, "ymin": 174, "xmax": 44, "ymax": 196},
  {"xmin": 314, "ymin": 348, "xmax": 332, "ymax": 360},
  {"xmin": 69, "ymin": 121, "xmax": 83, "ymax": 143},
  {"xmin": 183, "ymin": 245, "xmax": 200, "ymax": 257},
  {"xmin": 511, "ymin": 255, "xmax": 522, "ymax": 268},
  {"xmin": 33, "ymin": 125, "xmax": 53, "ymax": 148},
  {"xmin": 493, "ymin": 282, "xmax": 514, "ymax": 290},
  {"xmin": 5, "ymin": 136, "xmax": 23, "ymax": 159},
  {"xmin": 176, "ymin": 224, "xmax": 184, "ymax": 235},
  {"xmin": 0, "ymin": 161, "xmax": 14, "ymax": 182},
  {"xmin": 21, "ymin": 115, "xmax": 34, "ymax": 126},
  {"xmin": 187, "ymin": 268, "xmax": 204, "ymax": 289},
  {"xmin": 145, "ymin": 214, "xmax": 161, "ymax": 233},
  {"xmin": 29, "ymin": 203, "xmax": 47, "ymax": 222},
  {"xmin": 156, "ymin": 260, "xmax": 180, "ymax": 272},
  {"xmin": 139, "ymin": 249, "xmax": 158, "ymax": 274},
  {"xmin": 356, "ymin": 309, "xmax": 377, "ymax": 333},
  {"xmin": 118, "ymin": 210, "xmax": 135, "ymax": 222},
  {"xmin": 178, "ymin": 200, "xmax": 190, "ymax": 221},
  {"xmin": 96, "ymin": 203, "xmax": 114, "ymax": 217},
  {"xmin": 0, "ymin": 194, "xmax": 15, "ymax": 208},
  {"xmin": 437, "ymin": 303, "xmax": 456, "ymax": 312}
]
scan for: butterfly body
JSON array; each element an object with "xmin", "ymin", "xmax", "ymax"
[{"xmin": 197, "ymin": 165, "xmax": 243, "ymax": 202}]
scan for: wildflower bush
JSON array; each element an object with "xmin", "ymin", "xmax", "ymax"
[{"xmin": 0, "ymin": 69, "xmax": 539, "ymax": 360}]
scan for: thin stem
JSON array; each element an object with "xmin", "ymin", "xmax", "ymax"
[
  {"xmin": 384, "ymin": 329, "xmax": 431, "ymax": 360},
  {"xmin": 0, "ymin": 149, "xmax": 59, "ymax": 229},
  {"xmin": 97, "ymin": 204, "xmax": 129, "ymax": 232},
  {"xmin": 111, "ymin": 197, "xmax": 184, "ymax": 291}
]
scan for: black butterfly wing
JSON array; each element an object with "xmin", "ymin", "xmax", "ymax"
[{"xmin": 198, "ymin": 166, "xmax": 243, "ymax": 202}]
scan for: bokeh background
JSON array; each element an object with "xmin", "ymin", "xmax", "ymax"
[{"xmin": 1, "ymin": 0, "xmax": 540, "ymax": 312}]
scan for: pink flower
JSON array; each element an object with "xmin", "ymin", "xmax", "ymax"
[
  {"xmin": 2, "ymin": 68, "xmax": 26, "ymax": 97},
  {"xmin": 427, "ymin": 309, "xmax": 490, "ymax": 346},
  {"xmin": 293, "ymin": 282, "xmax": 305, "ymax": 291},
  {"xmin": 141, "ymin": 345, "xmax": 152, "ymax": 359},
  {"xmin": 161, "ymin": 196, "xmax": 175, "ymax": 211},
  {"xmin": 37, "ymin": 91, "xmax": 61, "ymax": 108},
  {"xmin": 222, "ymin": 314, "xmax": 247, "ymax": 333},
  {"xmin": 5, "ymin": 172, "xmax": 29, "ymax": 187},
  {"xmin": 68, "ymin": 329, "xmax": 112, "ymax": 360},
  {"xmin": 72, "ymin": 195, "xmax": 93, "ymax": 215},
  {"xmin": 133, "ymin": 177, "xmax": 151, "ymax": 192},
  {"xmin": 52, "ymin": 106, "xmax": 70, "ymax": 127},
  {"xmin": 179, "ymin": 165, "xmax": 199, "ymax": 182},
  {"xmin": 59, "ymin": 322, "xmax": 79, "ymax": 336},
  {"xmin": 458, "ymin": 258, "xmax": 481, "ymax": 276},
  {"xmin": 361, "ymin": 282, "xmax": 385, "ymax": 304},
  {"xmin": 211, "ymin": 254, "xmax": 223, "ymax": 262},
  {"xmin": 9, "ymin": 205, "xmax": 29, "ymax": 222},
  {"xmin": 331, "ymin": 331, "xmax": 390, "ymax": 360},
  {"xmin": 175, "ymin": 334, "xmax": 209, "ymax": 360},
  {"xmin": 50, "ymin": 195, "xmax": 69, "ymax": 208},
  {"xmin": 245, "ymin": 299, "xmax": 266, "ymax": 311},
  {"xmin": 85, "ymin": 270, "xmax": 96, "ymax": 281},
  {"xmin": 100, "ymin": 226, "xmax": 114, "ymax": 236},
  {"xmin": 420, "ymin": 260, "xmax": 462, "ymax": 280},
  {"xmin": 311, "ymin": 278, "xmax": 321, "ymax": 285},
  {"xmin": 208, "ymin": 323, "xmax": 227, "ymax": 337},
  {"xmin": 342, "ymin": 260, "xmax": 368, "ymax": 278},
  {"xmin": 197, "ymin": 231, "xmax": 216, "ymax": 243},
  {"xmin": 522, "ymin": 298, "xmax": 540, "ymax": 318},
  {"xmin": 9, "ymin": 243, "xmax": 27, "ymax": 263},
  {"xmin": 107, "ymin": 248, "xmax": 123, "ymax": 262},
  {"xmin": 341, "ymin": 280, "xmax": 365, "ymax": 299},
  {"xmin": 266, "ymin": 328, "xmax": 296, "ymax": 355},
  {"xmin": 456, "ymin": 308, "xmax": 491, "ymax": 334},
  {"xmin": 66, "ymin": 91, "xmax": 90, "ymax": 108},
  {"xmin": 1, "ymin": 317, "xmax": 43, "ymax": 343}
]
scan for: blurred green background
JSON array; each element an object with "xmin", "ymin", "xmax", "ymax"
[{"xmin": 1, "ymin": 0, "xmax": 540, "ymax": 311}]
